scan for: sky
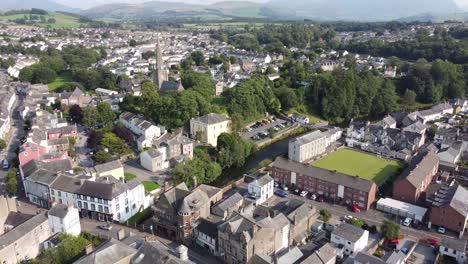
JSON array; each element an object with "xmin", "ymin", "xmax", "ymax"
[{"xmin": 55, "ymin": 0, "xmax": 468, "ymax": 10}]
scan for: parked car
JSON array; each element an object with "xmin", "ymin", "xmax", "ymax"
[
  {"xmin": 274, "ymin": 190, "xmax": 288, "ymax": 198},
  {"xmin": 281, "ymin": 184, "xmax": 288, "ymax": 191},
  {"xmin": 294, "ymin": 189, "xmax": 300, "ymax": 195},
  {"xmin": 437, "ymin": 226, "xmax": 446, "ymax": 234},
  {"xmin": 402, "ymin": 217, "xmax": 412, "ymax": 227},
  {"xmin": 426, "ymin": 238, "xmax": 438, "ymax": 246},
  {"xmin": 343, "ymin": 215, "xmax": 354, "ymax": 221},
  {"xmin": 318, "ymin": 196, "xmax": 324, "ymax": 202},
  {"xmin": 2, "ymin": 160, "xmax": 9, "ymax": 170},
  {"xmin": 98, "ymin": 224, "xmax": 112, "ymax": 231},
  {"xmin": 310, "ymin": 194, "xmax": 317, "ymax": 200},
  {"xmin": 300, "ymin": 191, "xmax": 308, "ymax": 197},
  {"xmin": 274, "ymin": 181, "xmax": 279, "ymax": 188},
  {"xmin": 351, "ymin": 205, "xmax": 360, "ymax": 213}
]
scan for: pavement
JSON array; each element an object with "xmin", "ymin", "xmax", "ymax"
[{"xmin": 124, "ymin": 158, "xmax": 169, "ymax": 185}]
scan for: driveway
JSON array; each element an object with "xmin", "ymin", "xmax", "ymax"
[{"xmin": 124, "ymin": 158, "xmax": 169, "ymax": 184}]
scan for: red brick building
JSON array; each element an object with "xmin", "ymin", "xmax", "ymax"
[
  {"xmin": 429, "ymin": 184, "xmax": 468, "ymax": 236},
  {"xmin": 272, "ymin": 157, "xmax": 377, "ymax": 210},
  {"xmin": 393, "ymin": 150, "xmax": 439, "ymax": 204}
]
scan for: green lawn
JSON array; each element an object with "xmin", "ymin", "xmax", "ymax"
[
  {"xmin": 312, "ymin": 148, "xmax": 403, "ymax": 184},
  {"xmin": 48, "ymin": 72, "xmax": 73, "ymax": 91},
  {"xmin": 124, "ymin": 173, "xmax": 137, "ymax": 181},
  {"xmin": 142, "ymin": 181, "xmax": 160, "ymax": 192},
  {"xmin": 125, "ymin": 208, "xmax": 152, "ymax": 225}
]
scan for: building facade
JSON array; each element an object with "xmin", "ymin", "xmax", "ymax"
[
  {"xmin": 190, "ymin": 113, "xmax": 230, "ymax": 147},
  {"xmin": 288, "ymin": 130, "xmax": 327, "ymax": 163}
]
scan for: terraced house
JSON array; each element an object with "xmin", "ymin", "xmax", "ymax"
[{"xmin": 272, "ymin": 156, "xmax": 377, "ymax": 210}]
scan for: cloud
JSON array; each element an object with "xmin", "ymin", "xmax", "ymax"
[{"xmin": 454, "ymin": 0, "xmax": 468, "ymax": 10}]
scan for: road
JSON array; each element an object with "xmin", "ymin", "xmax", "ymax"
[
  {"xmin": 0, "ymin": 94, "xmax": 25, "ymax": 195},
  {"xmin": 80, "ymin": 218, "xmax": 219, "ymax": 264},
  {"xmin": 271, "ymin": 191, "xmax": 465, "ymax": 242}
]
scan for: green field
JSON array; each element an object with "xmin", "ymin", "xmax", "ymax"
[
  {"xmin": 48, "ymin": 72, "xmax": 73, "ymax": 91},
  {"xmin": 0, "ymin": 12, "xmax": 83, "ymax": 28},
  {"xmin": 312, "ymin": 148, "xmax": 403, "ymax": 184}
]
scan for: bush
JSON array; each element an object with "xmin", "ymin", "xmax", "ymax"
[
  {"xmin": 319, "ymin": 208, "xmax": 331, "ymax": 222},
  {"xmin": 124, "ymin": 173, "xmax": 137, "ymax": 181}
]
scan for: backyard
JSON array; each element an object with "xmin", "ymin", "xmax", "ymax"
[{"xmin": 312, "ymin": 148, "xmax": 404, "ymax": 185}]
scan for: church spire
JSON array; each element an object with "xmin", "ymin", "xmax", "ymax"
[{"xmin": 153, "ymin": 32, "xmax": 168, "ymax": 89}]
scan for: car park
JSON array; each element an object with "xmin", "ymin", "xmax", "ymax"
[
  {"xmin": 275, "ymin": 189, "xmax": 288, "ymax": 198},
  {"xmin": 402, "ymin": 217, "xmax": 412, "ymax": 226},
  {"xmin": 300, "ymin": 191, "xmax": 308, "ymax": 197}
]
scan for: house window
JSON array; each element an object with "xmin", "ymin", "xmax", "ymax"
[
  {"xmin": 57, "ymin": 191, "xmax": 61, "ymax": 197},
  {"xmin": 99, "ymin": 205, "xmax": 103, "ymax": 212},
  {"xmin": 78, "ymin": 201, "xmax": 82, "ymax": 208},
  {"xmin": 51, "ymin": 190, "xmax": 55, "ymax": 195},
  {"xmin": 104, "ymin": 207, "xmax": 109, "ymax": 213},
  {"xmin": 83, "ymin": 202, "xmax": 88, "ymax": 210},
  {"xmin": 59, "ymin": 199, "xmax": 63, "ymax": 204},
  {"xmin": 126, "ymin": 207, "xmax": 129, "ymax": 213},
  {"xmin": 91, "ymin": 204, "xmax": 96, "ymax": 211}
]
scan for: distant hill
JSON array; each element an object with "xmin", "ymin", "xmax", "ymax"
[
  {"xmin": 398, "ymin": 12, "xmax": 468, "ymax": 22},
  {"xmin": 266, "ymin": 0, "xmax": 461, "ymax": 21},
  {"xmin": 0, "ymin": 0, "xmax": 76, "ymax": 12},
  {"xmin": 80, "ymin": 0, "xmax": 296, "ymax": 21}
]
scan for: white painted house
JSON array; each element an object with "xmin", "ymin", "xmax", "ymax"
[
  {"xmin": 119, "ymin": 112, "xmax": 162, "ymax": 150},
  {"xmin": 331, "ymin": 223, "xmax": 369, "ymax": 256},
  {"xmin": 244, "ymin": 173, "xmax": 274, "ymax": 206},
  {"xmin": 47, "ymin": 204, "xmax": 81, "ymax": 236},
  {"xmin": 288, "ymin": 130, "xmax": 327, "ymax": 163},
  {"xmin": 439, "ymin": 239, "xmax": 467, "ymax": 264}
]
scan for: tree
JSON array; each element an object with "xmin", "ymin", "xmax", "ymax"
[
  {"xmin": 217, "ymin": 133, "xmax": 254, "ymax": 169},
  {"xmin": 348, "ymin": 218, "xmax": 366, "ymax": 228},
  {"xmin": 83, "ymin": 107, "xmax": 99, "ymax": 129},
  {"xmin": 190, "ymin": 51, "xmax": 205, "ymax": 66},
  {"xmin": 402, "ymin": 89, "xmax": 417, "ymax": 106},
  {"xmin": 5, "ymin": 168, "xmax": 17, "ymax": 196},
  {"xmin": 0, "ymin": 139, "xmax": 6, "ymax": 150},
  {"xmin": 96, "ymin": 102, "xmax": 116, "ymax": 126},
  {"xmin": 47, "ymin": 18, "xmax": 56, "ymax": 23},
  {"xmin": 93, "ymin": 150, "xmax": 113, "ymax": 164},
  {"xmin": 87, "ymin": 130, "xmax": 103, "ymax": 149},
  {"xmin": 129, "ymin": 39, "xmax": 137, "ymax": 47},
  {"xmin": 69, "ymin": 105, "xmax": 83, "ymax": 123},
  {"xmin": 381, "ymin": 220, "xmax": 400, "ymax": 240},
  {"xmin": 101, "ymin": 133, "xmax": 132, "ymax": 156},
  {"xmin": 319, "ymin": 209, "xmax": 331, "ymax": 222}
]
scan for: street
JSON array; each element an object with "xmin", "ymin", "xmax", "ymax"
[{"xmin": 270, "ymin": 191, "xmax": 466, "ymax": 242}]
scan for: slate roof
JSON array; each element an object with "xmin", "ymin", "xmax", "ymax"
[
  {"xmin": 273, "ymin": 156, "xmax": 376, "ymax": 192},
  {"xmin": 4, "ymin": 212, "xmax": 33, "ymax": 228},
  {"xmin": 213, "ymin": 192, "xmax": 243, "ymax": 213},
  {"xmin": 143, "ymin": 148, "xmax": 162, "ymax": 159},
  {"xmin": 398, "ymin": 150, "xmax": 438, "ymax": 188},
  {"xmin": 353, "ymin": 252, "xmax": 386, "ymax": 264},
  {"xmin": 192, "ymin": 113, "xmax": 229, "ymax": 125},
  {"xmin": 0, "ymin": 212, "xmax": 48, "ymax": 248},
  {"xmin": 131, "ymin": 240, "xmax": 191, "ymax": 264},
  {"xmin": 291, "ymin": 130, "xmax": 325, "ymax": 145},
  {"xmin": 48, "ymin": 204, "xmax": 71, "ymax": 218},
  {"xmin": 94, "ymin": 160, "xmax": 123, "ymax": 174},
  {"xmin": 196, "ymin": 218, "xmax": 219, "ymax": 238},
  {"xmin": 332, "ymin": 222, "xmax": 366, "ymax": 242},
  {"xmin": 74, "ymin": 238, "xmax": 137, "ymax": 264},
  {"xmin": 440, "ymin": 238, "xmax": 467, "ymax": 252},
  {"xmin": 300, "ymin": 243, "xmax": 337, "ymax": 264},
  {"xmin": 77, "ymin": 177, "xmax": 140, "ymax": 200},
  {"xmin": 160, "ymin": 81, "xmax": 184, "ymax": 94}
]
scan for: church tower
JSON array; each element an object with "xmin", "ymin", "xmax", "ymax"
[{"xmin": 153, "ymin": 32, "xmax": 169, "ymax": 89}]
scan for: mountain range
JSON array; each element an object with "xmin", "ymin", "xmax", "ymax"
[{"xmin": 1, "ymin": 0, "xmax": 467, "ymax": 22}]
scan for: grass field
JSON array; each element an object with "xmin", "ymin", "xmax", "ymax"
[
  {"xmin": 48, "ymin": 72, "xmax": 73, "ymax": 91},
  {"xmin": 312, "ymin": 148, "xmax": 403, "ymax": 184},
  {"xmin": 0, "ymin": 12, "xmax": 83, "ymax": 28}
]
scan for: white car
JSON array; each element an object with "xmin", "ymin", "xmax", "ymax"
[
  {"xmin": 300, "ymin": 191, "xmax": 308, "ymax": 197},
  {"xmin": 402, "ymin": 217, "xmax": 412, "ymax": 226},
  {"xmin": 344, "ymin": 215, "xmax": 354, "ymax": 221},
  {"xmin": 98, "ymin": 224, "xmax": 112, "ymax": 231},
  {"xmin": 437, "ymin": 226, "xmax": 446, "ymax": 234},
  {"xmin": 310, "ymin": 194, "xmax": 317, "ymax": 200}
]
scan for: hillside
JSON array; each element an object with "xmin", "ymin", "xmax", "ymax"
[
  {"xmin": 80, "ymin": 1, "xmax": 296, "ymax": 21},
  {"xmin": 0, "ymin": 12, "xmax": 84, "ymax": 28},
  {"xmin": 266, "ymin": 0, "xmax": 461, "ymax": 21},
  {"xmin": 0, "ymin": 0, "xmax": 75, "ymax": 12},
  {"xmin": 398, "ymin": 12, "xmax": 468, "ymax": 22}
]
